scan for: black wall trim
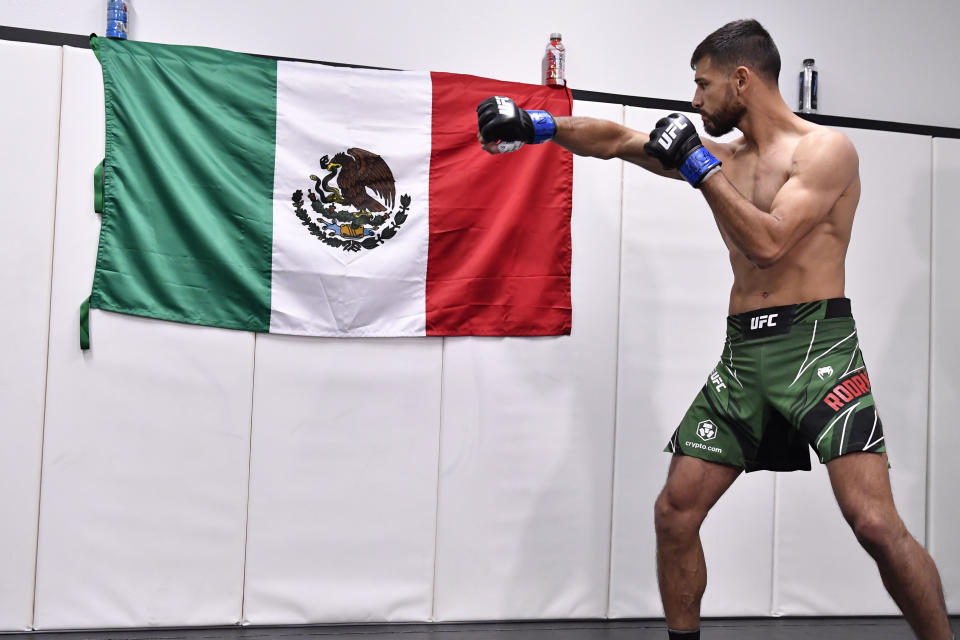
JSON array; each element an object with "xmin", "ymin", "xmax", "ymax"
[
  {"xmin": 0, "ymin": 25, "xmax": 91, "ymax": 48},
  {"xmin": 4, "ymin": 25, "xmax": 960, "ymax": 140},
  {"xmin": 793, "ymin": 112, "xmax": 960, "ymax": 139}
]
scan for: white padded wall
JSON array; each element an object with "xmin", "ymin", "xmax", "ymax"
[
  {"xmin": 432, "ymin": 101, "xmax": 622, "ymax": 621},
  {"xmin": 609, "ymin": 107, "xmax": 774, "ymax": 618},
  {"xmin": 0, "ymin": 39, "xmax": 62, "ymax": 631},
  {"xmin": 241, "ymin": 336, "xmax": 442, "ymax": 624},
  {"xmin": 33, "ymin": 47, "xmax": 254, "ymax": 629},
  {"xmin": 930, "ymin": 137, "xmax": 960, "ymax": 612},
  {"xmin": 772, "ymin": 131, "xmax": 931, "ymax": 615}
]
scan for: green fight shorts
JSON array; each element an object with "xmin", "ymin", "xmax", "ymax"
[{"xmin": 665, "ymin": 298, "xmax": 886, "ymax": 472}]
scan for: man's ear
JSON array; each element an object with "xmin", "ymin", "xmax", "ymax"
[{"xmin": 733, "ymin": 66, "xmax": 750, "ymax": 94}]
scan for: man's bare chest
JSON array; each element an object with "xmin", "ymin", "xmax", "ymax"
[{"xmin": 722, "ymin": 148, "xmax": 794, "ymax": 213}]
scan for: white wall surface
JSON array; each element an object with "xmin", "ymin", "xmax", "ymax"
[
  {"xmin": 242, "ymin": 336, "xmax": 442, "ymax": 624},
  {"xmin": 0, "ymin": 39, "xmax": 62, "ymax": 632},
  {"xmin": 930, "ymin": 138, "xmax": 960, "ymax": 611},
  {"xmin": 2, "ymin": 0, "xmax": 959, "ymax": 128}
]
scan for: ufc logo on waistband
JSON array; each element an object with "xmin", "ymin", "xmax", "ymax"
[
  {"xmin": 657, "ymin": 119, "xmax": 687, "ymax": 149},
  {"xmin": 750, "ymin": 313, "xmax": 778, "ymax": 330}
]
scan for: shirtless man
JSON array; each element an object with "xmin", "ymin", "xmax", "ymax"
[{"xmin": 476, "ymin": 19, "xmax": 952, "ymax": 640}]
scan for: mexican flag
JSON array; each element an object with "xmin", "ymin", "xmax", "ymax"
[{"xmin": 86, "ymin": 37, "xmax": 572, "ymax": 346}]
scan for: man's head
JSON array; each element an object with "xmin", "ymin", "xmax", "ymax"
[{"xmin": 689, "ymin": 19, "xmax": 781, "ymax": 136}]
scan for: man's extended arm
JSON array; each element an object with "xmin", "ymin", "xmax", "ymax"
[
  {"xmin": 699, "ymin": 130, "xmax": 858, "ymax": 268},
  {"xmin": 550, "ymin": 117, "xmax": 679, "ymax": 178},
  {"xmin": 476, "ymin": 97, "xmax": 733, "ymax": 186},
  {"xmin": 476, "ymin": 96, "xmax": 690, "ymax": 179}
]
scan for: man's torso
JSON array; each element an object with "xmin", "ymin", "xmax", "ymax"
[{"xmin": 709, "ymin": 121, "xmax": 860, "ymax": 314}]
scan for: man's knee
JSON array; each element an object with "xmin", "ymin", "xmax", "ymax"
[
  {"xmin": 654, "ymin": 489, "xmax": 707, "ymax": 542},
  {"xmin": 849, "ymin": 507, "xmax": 908, "ymax": 557}
]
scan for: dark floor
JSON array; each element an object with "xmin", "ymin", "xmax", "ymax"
[{"xmin": 2, "ymin": 618, "xmax": 958, "ymax": 640}]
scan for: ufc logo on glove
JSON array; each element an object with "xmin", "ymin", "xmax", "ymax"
[
  {"xmin": 495, "ymin": 96, "xmax": 516, "ymax": 117},
  {"xmin": 657, "ymin": 119, "xmax": 688, "ymax": 150}
]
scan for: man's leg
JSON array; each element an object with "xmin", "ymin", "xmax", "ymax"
[
  {"xmin": 827, "ymin": 452, "xmax": 952, "ymax": 640},
  {"xmin": 654, "ymin": 454, "xmax": 741, "ymax": 631}
]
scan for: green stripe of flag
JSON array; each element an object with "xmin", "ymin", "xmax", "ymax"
[{"xmin": 90, "ymin": 37, "xmax": 277, "ymax": 332}]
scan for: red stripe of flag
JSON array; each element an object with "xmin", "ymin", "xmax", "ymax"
[{"xmin": 427, "ymin": 72, "xmax": 573, "ymax": 336}]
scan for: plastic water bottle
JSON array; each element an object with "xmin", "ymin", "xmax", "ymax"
[
  {"xmin": 106, "ymin": 0, "xmax": 128, "ymax": 39},
  {"xmin": 541, "ymin": 33, "xmax": 565, "ymax": 87},
  {"xmin": 798, "ymin": 58, "xmax": 818, "ymax": 113}
]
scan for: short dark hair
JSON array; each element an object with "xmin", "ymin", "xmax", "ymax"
[{"xmin": 690, "ymin": 19, "xmax": 781, "ymax": 83}]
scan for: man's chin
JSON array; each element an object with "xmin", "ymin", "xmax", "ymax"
[{"xmin": 703, "ymin": 120, "xmax": 733, "ymax": 137}]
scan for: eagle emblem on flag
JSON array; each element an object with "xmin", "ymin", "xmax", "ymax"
[{"xmin": 291, "ymin": 147, "xmax": 411, "ymax": 252}]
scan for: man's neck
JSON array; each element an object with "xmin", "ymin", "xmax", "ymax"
[{"xmin": 737, "ymin": 93, "xmax": 800, "ymax": 150}]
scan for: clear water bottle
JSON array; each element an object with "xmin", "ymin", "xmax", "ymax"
[
  {"xmin": 106, "ymin": 0, "xmax": 128, "ymax": 39},
  {"xmin": 542, "ymin": 33, "xmax": 566, "ymax": 87},
  {"xmin": 798, "ymin": 58, "xmax": 818, "ymax": 113}
]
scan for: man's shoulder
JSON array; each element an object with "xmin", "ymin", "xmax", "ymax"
[
  {"xmin": 792, "ymin": 125, "xmax": 858, "ymax": 174},
  {"xmin": 796, "ymin": 123, "xmax": 855, "ymax": 156}
]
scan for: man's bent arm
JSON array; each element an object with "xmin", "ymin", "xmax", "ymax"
[{"xmin": 698, "ymin": 130, "xmax": 858, "ymax": 268}]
